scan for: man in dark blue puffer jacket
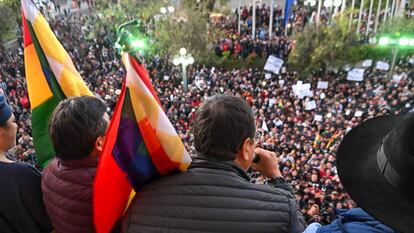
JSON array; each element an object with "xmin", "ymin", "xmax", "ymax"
[{"xmin": 122, "ymin": 94, "xmax": 306, "ymax": 233}]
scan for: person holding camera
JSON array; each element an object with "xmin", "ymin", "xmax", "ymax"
[{"xmin": 122, "ymin": 94, "xmax": 305, "ymax": 232}]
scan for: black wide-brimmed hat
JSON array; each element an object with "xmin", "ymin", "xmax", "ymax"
[{"xmin": 337, "ymin": 113, "xmax": 414, "ymax": 233}]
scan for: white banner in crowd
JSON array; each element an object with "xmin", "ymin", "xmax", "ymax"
[
  {"xmin": 317, "ymin": 81, "xmax": 329, "ymax": 89},
  {"xmin": 376, "ymin": 61, "xmax": 390, "ymax": 71},
  {"xmin": 305, "ymin": 100, "xmax": 317, "ymax": 110},
  {"xmin": 262, "ymin": 120, "xmax": 269, "ymax": 132},
  {"xmin": 300, "ymin": 90, "xmax": 314, "ymax": 98},
  {"xmin": 347, "ymin": 68, "xmax": 365, "ymax": 81},
  {"xmin": 314, "ymin": 114, "xmax": 323, "ymax": 122},
  {"xmin": 393, "ymin": 74, "xmax": 403, "ymax": 83},
  {"xmin": 278, "ymin": 80, "xmax": 285, "ymax": 86},
  {"xmin": 362, "ymin": 60, "xmax": 373, "ymax": 67},
  {"xmin": 292, "ymin": 81, "xmax": 312, "ymax": 99},
  {"xmin": 264, "ymin": 55, "xmax": 284, "ymax": 74},
  {"xmin": 265, "ymin": 73, "xmax": 272, "ymax": 79},
  {"xmin": 354, "ymin": 110, "xmax": 363, "ymax": 117},
  {"xmin": 269, "ymin": 98, "xmax": 276, "ymax": 107}
]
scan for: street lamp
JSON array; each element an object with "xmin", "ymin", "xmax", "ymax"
[
  {"xmin": 173, "ymin": 48, "xmax": 194, "ymax": 93},
  {"xmin": 378, "ymin": 36, "xmax": 414, "ymax": 79},
  {"xmin": 304, "ymin": 0, "xmax": 317, "ymax": 6},
  {"xmin": 324, "ymin": 0, "xmax": 341, "ymax": 13},
  {"xmin": 160, "ymin": 6, "xmax": 174, "ymax": 14}
]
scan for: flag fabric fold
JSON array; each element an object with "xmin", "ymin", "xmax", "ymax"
[
  {"xmin": 313, "ymin": 130, "xmax": 321, "ymax": 148},
  {"xmin": 326, "ymin": 131, "xmax": 340, "ymax": 149},
  {"xmin": 21, "ymin": 0, "xmax": 93, "ymax": 167},
  {"xmin": 284, "ymin": 0, "xmax": 295, "ymax": 27},
  {"xmin": 93, "ymin": 53, "xmax": 191, "ymax": 233}
]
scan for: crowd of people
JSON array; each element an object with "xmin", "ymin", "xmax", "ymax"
[
  {"xmin": 213, "ymin": 1, "xmax": 414, "ymax": 60},
  {"xmin": 0, "ymin": 6, "xmax": 413, "ymax": 227}
]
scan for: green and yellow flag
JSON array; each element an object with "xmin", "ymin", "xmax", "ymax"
[{"xmin": 22, "ymin": 0, "xmax": 93, "ymax": 167}]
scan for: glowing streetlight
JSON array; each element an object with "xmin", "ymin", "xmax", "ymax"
[
  {"xmin": 167, "ymin": 6, "xmax": 175, "ymax": 13},
  {"xmin": 173, "ymin": 48, "xmax": 194, "ymax": 93},
  {"xmin": 160, "ymin": 7, "xmax": 167, "ymax": 14},
  {"xmin": 377, "ymin": 35, "xmax": 414, "ymax": 79},
  {"xmin": 304, "ymin": 0, "xmax": 317, "ymax": 6}
]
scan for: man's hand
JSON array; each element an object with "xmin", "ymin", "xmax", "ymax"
[{"xmin": 251, "ymin": 148, "xmax": 282, "ymax": 179}]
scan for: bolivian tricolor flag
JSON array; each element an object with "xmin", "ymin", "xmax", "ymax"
[
  {"xmin": 22, "ymin": 0, "xmax": 93, "ymax": 167},
  {"xmin": 94, "ymin": 53, "xmax": 191, "ymax": 233},
  {"xmin": 326, "ymin": 131, "xmax": 340, "ymax": 149},
  {"xmin": 313, "ymin": 130, "xmax": 321, "ymax": 148}
]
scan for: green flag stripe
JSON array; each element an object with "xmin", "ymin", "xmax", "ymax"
[{"xmin": 32, "ymin": 97, "xmax": 59, "ymax": 167}]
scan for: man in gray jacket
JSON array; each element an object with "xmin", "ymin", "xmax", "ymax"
[{"xmin": 122, "ymin": 94, "xmax": 305, "ymax": 233}]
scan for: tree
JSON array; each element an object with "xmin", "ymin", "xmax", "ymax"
[
  {"xmin": 288, "ymin": 19, "xmax": 368, "ymax": 77},
  {"xmin": 0, "ymin": 3, "xmax": 17, "ymax": 44},
  {"xmin": 96, "ymin": 0, "xmax": 221, "ymax": 61}
]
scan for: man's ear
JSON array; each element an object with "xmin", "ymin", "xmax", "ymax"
[
  {"xmin": 239, "ymin": 138, "xmax": 252, "ymax": 161},
  {"xmin": 235, "ymin": 138, "xmax": 253, "ymax": 171},
  {"xmin": 94, "ymin": 135, "xmax": 105, "ymax": 152}
]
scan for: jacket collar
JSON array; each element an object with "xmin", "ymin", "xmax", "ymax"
[
  {"xmin": 58, "ymin": 156, "xmax": 99, "ymax": 168},
  {"xmin": 189, "ymin": 154, "xmax": 250, "ymax": 181}
]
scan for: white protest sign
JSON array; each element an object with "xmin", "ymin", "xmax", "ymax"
[
  {"xmin": 299, "ymin": 90, "xmax": 314, "ymax": 98},
  {"xmin": 265, "ymin": 73, "xmax": 272, "ymax": 79},
  {"xmin": 347, "ymin": 68, "xmax": 365, "ymax": 81},
  {"xmin": 269, "ymin": 98, "xmax": 276, "ymax": 106},
  {"xmin": 314, "ymin": 115, "xmax": 323, "ymax": 122},
  {"xmin": 362, "ymin": 59, "xmax": 373, "ymax": 67},
  {"xmin": 292, "ymin": 81, "xmax": 312, "ymax": 99},
  {"xmin": 278, "ymin": 80, "xmax": 285, "ymax": 86},
  {"xmin": 392, "ymin": 74, "xmax": 403, "ymax": 83},
  {"xmin": 317, "ymin": 81, "xmax": 329, "ymax": 89},
  {"xmin": 305, "ymin": 100, "xmax": 317, "ymax": 110},
  {"xmin": 376, "ymin": 61, "xmax": 390, "ymax": 71},
  {"xmin": 320, "ymin": 92, "xmax": 326, "ymax": 99},
  {"xmin": 354, "ymin": 111, "xmax": 363, "ymax": 117},
  {"xmin": 262, "ymin": 120, "xmax": 269, "ymax": 132},
  {"xmin": 264, "ymin": 55, "xmax": 284, "ymax": 74},
  {"xmin": 163, "ymin": 75, "xmax": 170, "ymax": 80}
]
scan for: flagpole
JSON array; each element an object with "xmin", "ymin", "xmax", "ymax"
[
  {"xmin": 238, "ymin": 0, "xmax": 241, "ymax": 34},
  {"xmin": 383, "ymin": 0, "xmax": 390, "ymax": 25},
  {"xmin": 374, "ymin": 0, "xmax": 382, "ymax": 33},
  {"xmin": 340, "ymin": 0, "xmax": 346, "ymax": 20},
  {"xmin": 316, "ymin": 0, "xmax": 322, "ymax": 27},
  {"xmin": 398, "ymin": 0, "xmax": 406, "ymax": 17},
  {"xmin": 365, "ymin": 0, "xmax": 374, "ymax": 37},
  {"xmin": 348, "ymin": 0, "xmax": 355, "ymax": 30},
  {"xmin": 269, "ymin": 0, "xmax": 274, "ymax": 39},
  {"xmin": 390, "ymin": 0, "xmax": 396, "ymax": 24},
  {"xmin": 252, "ymin": 0, "xmax": 256, "ymax": 39},
  {"xmin": 356, "ymin": 0, "xmax": 364, "ymax": 34}
]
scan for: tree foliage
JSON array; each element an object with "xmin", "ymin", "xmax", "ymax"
[
  {"xmin": 0, "ymin": 2, "xmax": 17, "ymax": 43},
  {"xmin": 288, "ymin": 19, "xmax": 368, "ymax": 76},
  {"xmin": 96, "ymin": 0, "xmax": 221, "ymax": 61}
]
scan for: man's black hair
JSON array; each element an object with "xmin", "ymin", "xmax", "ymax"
[
  {"xmin": 193, "ymin": 94, "xmax": 255, "ymax": 160},
  {"xmin": 48, "ymin": 96, "xmax": 108, "ymax": 161}
]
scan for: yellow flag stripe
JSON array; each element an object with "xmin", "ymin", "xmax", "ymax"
[{"xmin": 24, "ymin": 44, "xmax": 53, "ymax": 109}]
